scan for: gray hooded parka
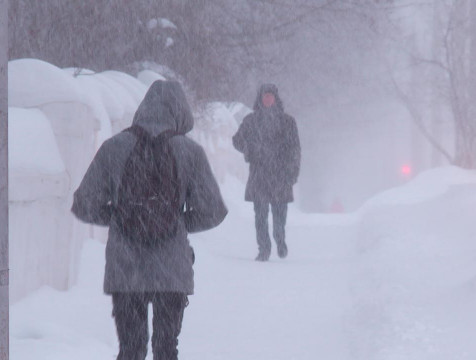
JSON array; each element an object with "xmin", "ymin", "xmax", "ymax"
[
  {"xmin": 232, "ymin": 84, "xmax": 301, "ymax": 203},
  {"xmin": 72, "ymin": 80, "xmax": 227, "ymax": 295}
]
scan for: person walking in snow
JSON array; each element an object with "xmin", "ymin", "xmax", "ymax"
[
  {"xmin": 72, "ymin": 80, "xmax": 227, "ymax": 360},
  {"xmin": 232, "ymin": 84, "xmax": 301, "ymax": 261}
]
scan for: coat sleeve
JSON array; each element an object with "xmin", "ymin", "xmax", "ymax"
[
  {"xmin": 287, "ymin": 117, "xmax": 301, "ymax": 185},
  {"xmin": 71, "ymin": 143, "xmax": 113, "ymax": 226},
  {"xmin": 232, "ymin": 115, "xmax": 252, "ymax": 162},
  {"xmin": 184, "ymin": 146, "xmax": 228, "ymax": 233}
]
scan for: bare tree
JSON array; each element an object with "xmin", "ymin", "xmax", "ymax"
[
  {"xmin": 8, "ymin": 0, "xmax": 387, "ymax": 102},
  {"xmin": 8, "ymin": 0, "xmax": 298, "ymax": 100},
  {"xmin": 382, "ymin": 0, "xmax": 476, "ymax": 168}
]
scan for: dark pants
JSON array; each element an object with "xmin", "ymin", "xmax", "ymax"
[
  {"xmin": 112, "ymin": 292, "xmax": 188, "ymax": 360},
  {"xmin": 253, "ymin": 201, "xmax": 288, "ymax": 256}
]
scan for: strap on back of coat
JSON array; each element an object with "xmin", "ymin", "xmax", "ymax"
[{"xmin": 125, "ymin": 125, "xmax": 179, "ymax": 143}]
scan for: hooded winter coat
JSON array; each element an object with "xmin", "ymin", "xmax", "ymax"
[
  {"xmin": 72, "ymin": 80, "xmax": 227, "ymax": 295},
  {"xmin": 232, "ymin": 84, "xmax": 301, "ymax": 203}
]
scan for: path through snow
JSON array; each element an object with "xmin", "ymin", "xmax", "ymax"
[{"xmin": 11, "ymin": 201, "xmax": 356, "ymax": 360}]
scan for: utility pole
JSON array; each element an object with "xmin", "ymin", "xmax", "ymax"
[{"xmin": 0, "ymin": 0, "xmax": 8, "ymax": 358}]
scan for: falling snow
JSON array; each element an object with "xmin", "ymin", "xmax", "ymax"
[{"xmin": 6, "ymin": 1, "xmax": 476, "ymax": 359}]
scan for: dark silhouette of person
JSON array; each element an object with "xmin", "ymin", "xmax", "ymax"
[
  {"xmin": 72, "ymin": 80, "xmax": 227, "ymax": 360},
  {"xmin": 233, "ymin": 84, "xmax": 301, "ymax": 261}
]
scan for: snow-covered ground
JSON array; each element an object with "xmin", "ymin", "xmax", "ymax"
[{"xmin": 10, "ymin": 166, "xmax": 476, "ymax": 359}]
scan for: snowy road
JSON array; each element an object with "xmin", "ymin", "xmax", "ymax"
[{"xmin": 182, "ymin": 204, "xmax": 356, "ymax": 360}]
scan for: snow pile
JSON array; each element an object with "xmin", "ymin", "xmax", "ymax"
[
  {"xmin": 8, "ymin": 107, "xmax": 72, "ymax": 301},
  {"xmin": 358, "ymin": 166, "xmax": 476, "ymax": 211},
  {"xmin": 192, "ymin": 102, "xmax": 251, "ymax": 183},
  {"xmin": 8, "ymin": 107, "xmax": 68, "ymax": 202},
  {"xmin": 69, "ymin": 69, "xmax": 148, "ymax": 138},
  {"xmin": 227, "ymin": 101, "xmax": 252, "ymax": 125},
  {"xmin": 9, "ymin": 59, "xmax": 84, "ymax": 108},
  {"xmin": 9, "ymin": 58, "xmax": 160, "ymax": 143},
  {"xmin": 349, "ymin": 166, "xmax": 476, "ymax": 359},
  {"xmin": 8, "ymin": 107, "xmax": 65, "ymax": 176},
  {"xmin": 10, "ymin": 240, "xmax": 116, "ymax": 360}
]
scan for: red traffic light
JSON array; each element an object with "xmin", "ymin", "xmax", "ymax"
[{"xmin": 401, "ymin": 164, "xmax": 412, "ymax": 176}]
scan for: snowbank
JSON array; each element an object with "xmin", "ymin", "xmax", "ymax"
[
  {"xmin": 227, "ymin": 101, "xmax": 252, "ymax": 125},
  {"xmin": 192, "ymin": 102, "xmax": 249, "ymax": 183},
  {"xmin": 9, "ymin": 58, "xmax": 158, "ymax": 144},
  {"xmin": 8, "ymin": 107, "xmax": 72, "ymax": 302},
  {"xmin": 8, "ymin": 107, "xmax": 69, "ymax": 202},
  {"xmin": 9, "ymin": 59, "xmax": 84, "ymax": 108},
  {"xmin": 10, "ymin": 240, "xmax": 116, "ymax": 360},
  {"xmin": 66, "ymin": 69, "xmax": 148, "ymax": 140},
  {"xmin": 348, "ymin": 166, "xmax": 476, "ymax": 359},
  {"xmin": 358, "ymin": 166, "xmax": 476, "ymax": 211},
  {"xmin": 9, "ymin": 107, "xmax": 65, "ymax": 175}
]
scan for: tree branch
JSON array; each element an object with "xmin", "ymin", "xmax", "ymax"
[{"xmin": 389, "ymin": 70, "xmax": 454, "ymax": 164}]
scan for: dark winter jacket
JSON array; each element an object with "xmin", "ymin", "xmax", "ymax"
[
  {"xmin": 232, "ymin": 84, "xmax": 301, "ymax": 203},
  {"xmin": 72, "ymin": 80, "xmax": 227, "ymax": 295}
]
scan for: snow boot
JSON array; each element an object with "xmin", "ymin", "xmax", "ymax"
[
  {"xmin": 277, "ymin": 242, "xmax": 288, "ymax": 259},
  {"xmin": 255, "ymin": 252, "xmax": 270, "ymax": 262}
]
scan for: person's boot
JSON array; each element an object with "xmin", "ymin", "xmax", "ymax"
[
  {"xmin": 255, "ymin": 252, "xmax": 270, "ymax": 262},
  {"xmin": 277, "ymin": 241, "xmax": 288, "ymax": 259}
]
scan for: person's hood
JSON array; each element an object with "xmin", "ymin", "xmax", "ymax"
[
  {"xmin": 132, "ymin": 80, "xmax": 194, "ymax": 136},
  {"xmin": 253, "ymin": 83, "xmax": 284, "ymax": 112}
]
